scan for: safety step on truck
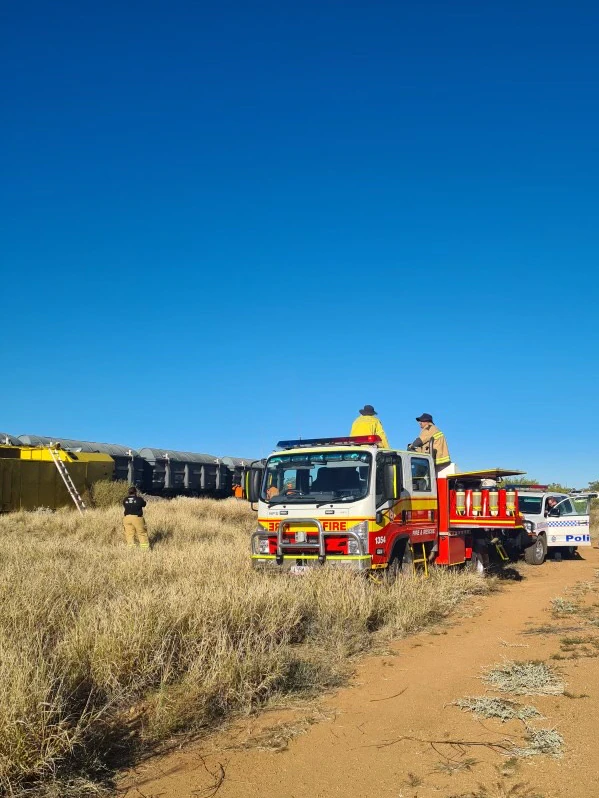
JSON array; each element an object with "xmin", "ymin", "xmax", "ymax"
[{"xmin": 246, "ymin": 435, "xmax": 532, "ymax": 576}]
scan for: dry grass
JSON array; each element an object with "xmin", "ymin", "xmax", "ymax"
[
  {"xmin": 0, "ymin": 498, "xmax": 491, "ymax": 796},
  {"xmin": 482, "ymin": 660, "xmax": 565, "ymax": 696},
  {"xmin": 511, "ymin": 727, "xmax": 564, "ymax": 758},
  {"xmin": 454, "ymin": 697, "xmax": 541, "ymax": 723},
  {"xmin": 449, "ymin": 785, "xmax": 544, "ymax": 798},
  {"xmin": 433, "ymin": 756, "xmax": 478, "ymax": 775},
  {"xmin": 550, "ymin": 597, "xmax": 578, "ymax": 615},
  {"xmin": 90, "ymin": 480, "xmax": 130, "ymax": 508}
]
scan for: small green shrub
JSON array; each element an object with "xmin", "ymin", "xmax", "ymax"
[{"xmin": 90, "ymin": 480, "xmax": 130, "ymax": 508}]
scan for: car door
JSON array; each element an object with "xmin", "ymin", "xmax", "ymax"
[
  {"xmin": 545, "ymin": 495, "xmax": 594, "ymax": 547},
  {"xmin": 406, "ymin": 454, "xmax": 437, "ymax": 539}
]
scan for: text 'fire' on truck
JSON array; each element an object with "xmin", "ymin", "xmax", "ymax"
[{"xmin": 245, "ymin": 435, "xmax": 534, "ymax": 576}]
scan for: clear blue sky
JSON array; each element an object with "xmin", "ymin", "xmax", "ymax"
[{"xmin": 2, "ymin": 1, "xmax": 598, "ymax": 486}]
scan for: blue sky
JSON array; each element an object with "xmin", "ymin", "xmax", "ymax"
[{"xmin": 2, "ymin": 0, "xmax": 598, "ymax": 486}]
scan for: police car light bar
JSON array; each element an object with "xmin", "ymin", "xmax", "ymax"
[
  {"xmin": 505, "ymin": 484, "xmax": 549, "ymax": 492},
  {"xmin": 277, "ymin": 435, "xmax": 382, "ymax": 449}
]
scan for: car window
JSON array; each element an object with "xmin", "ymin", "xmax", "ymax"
[
  {"xmin": 554, "ymin": 498, "xmax": 575, "ymax": 515},
  {"xmin": 572, "ymin": 496, "xmax": 591, "ymax": 515},
  {"xmin": 558, "ymin": 499, "xmax": 575, "ymax": 515},
  {"xmin": 411, "ymin": 457, "xmax": 431, "ymax": 492},
  {"xmin": 376, "ymin": 454, "xmax": 386, "ymax": 505}
]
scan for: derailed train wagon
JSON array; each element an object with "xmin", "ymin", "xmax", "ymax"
[
  {"xmin": 138, "ymin": 449, "xmax": 230, "ymax": 496},
  {"xmin": 18, "ymin": 435, "xmax": 145, "ymax": 485},
  {"xmin": 221, "ymin": 456, "xmax": 258, "ymax": 490},
  {"xmin": 1, "ymin": 428, "xmax": 258, "ymax": 511},
  {"xmin": 0, "ymin": 444, "xmax": 113, "ymax": 512}
]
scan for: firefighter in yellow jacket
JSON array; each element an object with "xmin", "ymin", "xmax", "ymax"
[
  {"xmin": 408, "ymin": 413, "xmax": 450, "ymax": 467},
  {"xmin": 350, "ymin": 405, "xmax": 390, "ymax": 448},
  {"xmin": 122, "ymin": 486, "xmax": 150, "ymax": 551}
]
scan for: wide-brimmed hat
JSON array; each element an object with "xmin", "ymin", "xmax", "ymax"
[
  {"xmin": 359, "ymin": 405, "xmax": 377, "ymax": 416},
  {"xmin": 416, "ymin": 413, "xmax": 433, "ymax": 423}
]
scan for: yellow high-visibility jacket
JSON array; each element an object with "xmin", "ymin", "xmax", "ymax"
[
  {"xmin": 350, "ymin": 415, "xmax": 390, "ymax": 448},
  {"xmin": 413, "ymin": 424, "xmax": 450, "ymax": 465}
]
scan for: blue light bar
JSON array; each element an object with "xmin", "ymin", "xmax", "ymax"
[{"xmin": 277, "ymin": 435, "xmax": 381, "ymax": 449}]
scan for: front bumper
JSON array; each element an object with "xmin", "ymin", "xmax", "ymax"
[
  {"xmin": 251, "ymin": 517, "xmax": 368, "ymax": 566},
  {"xmin": 251, "ymin": 554, "xmax": 373, "ymax": 572}
]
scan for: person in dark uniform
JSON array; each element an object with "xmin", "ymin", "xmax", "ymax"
[
  {"xmin": 122, "ymin": 486, "xmax": 150, "ymax": 550},
  {"xmin": 544, "ymin": 496, "xmax": 561, "ymax": 517}
]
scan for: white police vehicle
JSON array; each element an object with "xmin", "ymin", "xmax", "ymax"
[{"xmin": 516, "ymin": 486, "xmax": 597, "ymax": 565}]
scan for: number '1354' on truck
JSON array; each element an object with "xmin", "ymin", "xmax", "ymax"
[{"xmin": 246, "ymin": 435, "xmax": 535, "ymax": 575}]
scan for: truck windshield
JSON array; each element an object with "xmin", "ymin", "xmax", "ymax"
[{"xmin": 262, "ymin": 450, "xmax": 371, "ymax": 504}]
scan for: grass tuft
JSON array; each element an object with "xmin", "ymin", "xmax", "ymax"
[
  {"xmin": 482, "ymin": 661, "xmax": 564, "ymax": 696},
  {"xmin": 511, "ymin": 727, "xmax": 564, "ymax": 758},
  {"xmin": 404, "ymin": 772, "xmax": 424, "ymax": 787},
  {"xmin": 90, "ymin": 480, "xmax": 131, "ymax": 508},
  {"xmin": 454, "ymin": 697, "xmax": 541, "ymax": 723},
  {"xmin": 550, "ymin": 597, "xmax": 577, "ymax": 615},
  {"xmin": 448, "ymin": 785, "xmax": 544, "ymax": 798},
  {"xmin": 433, "ymin": 756, "xmax": 478, "ymax": 775}
]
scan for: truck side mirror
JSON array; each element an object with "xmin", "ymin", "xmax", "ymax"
[
  {"xmin": 383, "ymin": 462, "xmax": 401, "ymax": 501},
  {"xmin": 246, "ymin": 467, "xmax": 264, "ymax": 505}
]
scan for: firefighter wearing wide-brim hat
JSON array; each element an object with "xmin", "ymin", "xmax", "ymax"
[
  {"xmin": 408, "ymin": 413, "xmax": 450, "ymax": 467},
  {"xmin": 122, "ymin": 486, "xmax": 150, "ymax": 551},
  {"xmin": 350, "ymin": 405, "xmax": 390, "ymax": 448}
]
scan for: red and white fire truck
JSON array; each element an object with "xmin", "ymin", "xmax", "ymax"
[{"xmin": 247, "ymin": 435, "xmax": 531, "ymax": 575}]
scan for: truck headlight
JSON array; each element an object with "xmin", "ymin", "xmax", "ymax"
[
  {"xmin": 348, "ymin": 520, "xmax": 369, "ymax": 554},
  {"xmin": 253, "ymin": 524, "xmax": 269, "ymax": 554},
  {"xmin": 523, "ymin": 520, "xmax": 535, "ymax": 534}
]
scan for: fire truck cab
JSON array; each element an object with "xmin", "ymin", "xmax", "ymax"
[{"xmin": 248, "ymin": 436, "xmax": 529, "ymax": 575}]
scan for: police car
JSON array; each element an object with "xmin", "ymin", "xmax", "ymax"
[{"xmin": 516, "ymin": 486, "xmax": 597, "ymax": 565}]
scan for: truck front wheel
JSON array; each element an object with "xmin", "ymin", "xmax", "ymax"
[
  {"xmin": 524, "ymin": 535, "xmax": 547, "ymax": 565},
  {"xmin": 386, "ymin": 542, "xmax": 414, "ymax": 581}
]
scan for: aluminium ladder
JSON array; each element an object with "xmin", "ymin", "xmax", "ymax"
[{"xmin": 48, "ymin": 446, "xmax": 87, "ymax": 514}]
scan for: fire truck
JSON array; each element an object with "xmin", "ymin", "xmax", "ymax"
[{"xmin": 247, "ymin": 435, "xmax": 531, "ymax": 575}]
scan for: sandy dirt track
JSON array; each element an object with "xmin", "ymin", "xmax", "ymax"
[{"xmin": 120, "ymin": 549, "xmax": 599, "ymax": 798}]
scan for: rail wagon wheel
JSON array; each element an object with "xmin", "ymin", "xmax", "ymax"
[{"xmin": 524, "ymin": 534, "xmax": 547, "ymax": 565}]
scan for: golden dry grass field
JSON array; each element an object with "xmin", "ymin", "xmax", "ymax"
[
  {"xmin": 120, "ymin": 507, "xmax": 599, "ymax": 798},
  {"xmin": 0, "ymin": 496, "xmax": 496, "ymax": 796}
]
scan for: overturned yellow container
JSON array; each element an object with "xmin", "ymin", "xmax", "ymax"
[{"xmin": 0, "ymin": 445, "xmax": 114, "ymax": 512}]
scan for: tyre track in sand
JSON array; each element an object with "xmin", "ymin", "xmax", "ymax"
[{"xmin": 120, "ymin": 549, "xmax": 599, "ymax": 798}]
